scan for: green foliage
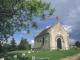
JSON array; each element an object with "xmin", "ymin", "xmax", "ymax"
[
  {"xmin": 10, "ymin": 38, "xmax": 17, "ymax": 51},
  {"xmin": 2, "ymin": 43, "xmax": 11, "ymax": 52},
  {"xmin": 0, "ymin": 38, "xmax": 17, "ymax": 53},
  {"xmin": 75, "ymin": 41, "xmax": 80, "ymax": 47},
  {"xmin": 2, "ymin": 48, "xmax": 80, "ymax": 60},
  {"xmin": 0, "ymin": 38, "xmax": 31, "ymax": 53},
  {"xmin": 18, "ymin": 38, "xmax": 31, "ymax": 50},
  {"xmin": 0, "ymin": 0, "xmax": 19, "ymax": 42},
  {"xmin": 0, "ymin": 0, "xmax": 54, "ymax": 42},
  {"xmin": 5, "ymin": 53, "xmax": 31, "ymax": 60},
  {"xmin": 31, "ymin": 48, "xmax": 80, "ymax": 60},
  {"xmin": 0, "ymin": 0, "xmax": 18, "ymax": 19},
  {"xmin": 0, "ymin": 41, "xmax": 12, "ymax": 53},
  {"xmin": 0, "ymin": 42, "xmax": 3, "ymax": 53}
]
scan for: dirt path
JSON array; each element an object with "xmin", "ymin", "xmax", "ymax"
[{"xmin": 60, "ymin": 53, "xmax": 80, "ymax": 60}]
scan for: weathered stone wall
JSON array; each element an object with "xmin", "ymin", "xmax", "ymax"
[
  {"xmin": 34, "ymin": 33, "xmax": 50, "ymax": 50},
  {"xmin": 49, "ymin": 23, "xmax": 69, "ymax": 50}
]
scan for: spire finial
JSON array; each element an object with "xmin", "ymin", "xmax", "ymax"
[{"xmin": 56, "ymin": 16, "xmax": 60, "ymax": 23}]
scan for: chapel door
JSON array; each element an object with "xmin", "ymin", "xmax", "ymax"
[{"xmin": 57, "ymin": 38, "xmax": 62, "ymax": 49}]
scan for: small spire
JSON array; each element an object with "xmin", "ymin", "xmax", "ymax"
[{"xmin": 56, "ymin": 16, "xmax": 60, "ymax": 23}]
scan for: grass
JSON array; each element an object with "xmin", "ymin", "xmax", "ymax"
[{"xmin": 2, "ymin": 48, "xmax": 80, "ymax": 60}]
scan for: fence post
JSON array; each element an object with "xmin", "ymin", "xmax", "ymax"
[
  {"xmin": 32, "ymin": 56, "xmax": 35, "ymax": 60},
  {"xmin": 0, "ymin": 58, "xmax": 4, "ymax": 60}
]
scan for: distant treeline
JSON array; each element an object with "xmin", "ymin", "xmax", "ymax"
[{"xmin": 0, "ymin": 38, "xmax": 31, "ymax": 53}]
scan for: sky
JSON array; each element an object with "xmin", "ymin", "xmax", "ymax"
[{"xmin": 9, "ymin": 0, "xmax": 80, "ymax": 45}]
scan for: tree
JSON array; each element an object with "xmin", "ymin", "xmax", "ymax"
[
  {"xmin": 18, "ymin": 38, "xmax": 30, "ymax": 50},
  {"xmin": 2, "ymin": 43, "xmax": 11, "ymax": 52},
  {"xmin": 75, "ymin": 41, "xmax": 80, "ymax": 48},
  {"xmin": 0, "ymin": 42, "xmax": 3, "ymax": 53},
  {"xmin": 10, "ymin": 38, "xmax": 17, "ymax": 51},
  {"xmin": 0, "ymin": 0, "xmax": 54, "ymax": 43},
  {"xmin": 0, "ymin": 0, "xmax": 20, "ymax": 42}
]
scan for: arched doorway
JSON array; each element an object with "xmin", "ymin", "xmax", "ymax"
[{"xmin": 57, "ymin": 38, "xmax": 62, "ymax": 49}]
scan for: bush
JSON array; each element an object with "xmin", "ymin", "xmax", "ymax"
[
  {"xmin": 0, "ymin": 54, "xmax": 4, "ymax": 58},
  {"xmin": 4, "ymin": 52, "xmax": 31, "ymax": 60},
  {"xmin": 75, "ymin": 41, "xmax": 80, "ymax": 47}
]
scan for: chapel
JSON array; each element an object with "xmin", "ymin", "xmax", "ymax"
[{"xmin": 34, "ymin": 17, "xmax": 69, "ymax": 50}]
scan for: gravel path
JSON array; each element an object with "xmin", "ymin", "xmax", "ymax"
[{"xmin": 60, "ymin": 53, "xmax": 80, "ymax": 60}]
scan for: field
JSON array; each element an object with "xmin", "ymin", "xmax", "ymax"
[{"xmin": 1, "ymin": 48, "xmax": 80, "ymax": 60}]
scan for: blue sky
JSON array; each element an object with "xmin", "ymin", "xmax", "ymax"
[{"xmin": 10, "ymin": 0, "xmax": 80, "ymax": 44}]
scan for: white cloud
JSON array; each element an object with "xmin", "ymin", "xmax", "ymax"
[
  {"xmin": 41, "ymin": 0, "xmax": 51, "ymax": 3},
  {"xmin": 77, "ymin": 6, "xmax": 80, "ymax": 12},
  {"xmin": 46, "ymin": 25, "xmax": 51, "ymax": 28},
  {"xmin": 57, "ymin": 0, "xmax": 68, "ymax": 3},
  {"xmin": 29, "ymin": 40, "xmax": 34, "ymax": 48},
  {"xmin": 68, "ymin": 10, "xmax": 77, "ymax": 18},
  {"xmin": 30, "ymin": 40, "xmax": 34, "ymax": 44},
  {"xmin": 78, "ymin": 7, "xmax": 80, "ymax": 11},
  {"xmin": 69, "ymin": 38, "xmax": 77, "ymax": 45},
  {"xmin": 54, "ymin": 0, "xmax": 68, "ymax": 5},
  {"xmin": 63, "ymin": 25, "xmax": 72, "ymax": 33}
]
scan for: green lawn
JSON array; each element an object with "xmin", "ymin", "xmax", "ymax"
[{"xmin": 2, "ymin": 48, "xmax": 80, "ymax": 60}]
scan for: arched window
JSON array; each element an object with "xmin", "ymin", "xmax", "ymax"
[
  {"xmin": 42, "ymin": 33, "xmax": 50, "ymax": 46},
  {"xmin": 36, "ymin": 37, "xmax": 41, "ymax": 42}
]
